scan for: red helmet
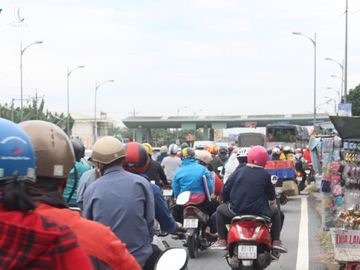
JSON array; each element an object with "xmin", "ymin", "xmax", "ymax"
[
  {"xmin": 247, "ymin": 146, "xmax": 268, "ymax": 167},
  {"xmin": 124, "ymin": 142, "xmax": 150, "ymax": 173}
]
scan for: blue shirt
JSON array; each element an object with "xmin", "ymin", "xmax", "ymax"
[
  {"xmin": 76, "ymin": 168, "xmax": 97, "ymax": 209},
  {"xmin": 83, "ymin": 166, "xmax": 155, "ymax": 267},
  {"xmin": 222, "ymin": 165, "xmax": 275, "ymax": 217},
  {"xmin": 172, "ymin": 158, "xmax": 214, "ymax": 198}
]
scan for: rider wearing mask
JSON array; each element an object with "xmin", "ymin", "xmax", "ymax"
[
  {"xmin": 20, "ymin": 121, "xmax": 140, "ymax": 270},
  {"xmin": 161, "ymin": 144, "xmax": 182, "ymax": 183},
  {"xmin": 142, "ymin": 143, "xmax": 168, "ymax": 187},
  {"xmin": 172, "ymin": 147, "xmax": 214, "ymax": 223},
  {"xmin": 82, "ymin": 137, "xmax": 156, "ymax": 270},
  {"xmin": 211, "ymin": 146, "xmax": 287, "ymax": 253},
  {"xmin": 124, "ymin": 142, "xmax": 181, "ymax": 235},
  {"xmin": 0, "ymin": 118, "xmax": 92, "ymax": 270},
  {"xmin": 63, "ymin": 139, "xmax": 91, "ymax": 207}
]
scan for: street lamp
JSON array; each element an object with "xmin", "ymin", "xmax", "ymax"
[
  {"xmin": 326, "ymin": 87, "xmax": 341, "ymax": 104},
  {"xmin": 66, "ymin": 65, "xmax": 85, "ymax": 136},
  {"xmin": 20, "ymin": 40, "xmax": 43, "ymax": 120},
  {"xmin": 94, "ymin": 80, "xmax": 114, "ymax": 143},
  {"xmin": 325, "ymin": 57, "xmax": 344, "ymax": 100},
  {"xmin": 292, "ymin": 32, "xmax": 317, "ymax": 127},
  {"xmin": 324, "ymin": 96, "xmax": 337, "ymax": 114}
]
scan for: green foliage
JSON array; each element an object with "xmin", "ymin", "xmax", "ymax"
[
  {"xmin": 347, "ymin": 84, "xmax": 360, "ymax": 116},
  {"xmin": 0, "ymin": 98, "xmax": 73, "ymax": 133}
]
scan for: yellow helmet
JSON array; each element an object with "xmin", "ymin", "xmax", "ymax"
[{"xmin": 142, "ymin": 143, "xmax": 153, "ymax": 156}]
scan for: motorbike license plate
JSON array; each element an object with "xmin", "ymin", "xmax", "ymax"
[
  {"xmin": 238, "ymin": 245, "xmax": 257, "ymax": 259},
  {"xmin": 163, "ymin": 189, "xmax": 173, "ymax": 196},
  {"xmin": 275, "ymin": 187, "xmax": 282, "ymax": 193},
  {"xmin": 296, "ymin": 176, "xmax": 302, "ymax": 181},
  {"xmin": 183, "ymin": 218, "xmax": 198, "ymax": 229}
]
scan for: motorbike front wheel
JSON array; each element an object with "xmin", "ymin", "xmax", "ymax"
[{"xmin": 187, "ymin": 230, "xmax": 199, "ymax": 258}]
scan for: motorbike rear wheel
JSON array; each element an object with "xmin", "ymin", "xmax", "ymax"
[{"xmin": 187, "ymin": 230, "xmax": 199, "ymax": 258}]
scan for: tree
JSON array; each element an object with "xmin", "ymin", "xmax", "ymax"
[
  {"xmin": 347, "ymin": 83, "xmax": 360, "ymax": 116},
  {"xmin": 0, "ymin": 98, "xmax": 73, "ymax": 133}
]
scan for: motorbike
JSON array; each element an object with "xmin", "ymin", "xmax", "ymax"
[
  {"xmin": 176, "ymin": 191, "xmax": 214, "ymax": 258},
  {"xmin": 162, "ymin": 184, "xmax": 176, "ymax": 209},
  {"xmin": 271, "ymin": 175, "xmax": 287, "ymax": 210},
  {"xmin": 226, "ymin": 215, "xmax": 280, "ymax": 270}
]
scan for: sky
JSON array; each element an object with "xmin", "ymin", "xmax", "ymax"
[{"xmin": 1, "ymin": 0, "xmax": 359, "ymax": 126}]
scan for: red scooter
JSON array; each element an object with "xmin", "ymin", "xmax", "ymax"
[{"xmin": 226, "ymin": 215, "xmax": 279, "ymax": 270}]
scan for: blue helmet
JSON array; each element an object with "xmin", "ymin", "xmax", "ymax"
[{"xmin": 0, "ymin": 118, "xmax": 36, "ymax": 182}]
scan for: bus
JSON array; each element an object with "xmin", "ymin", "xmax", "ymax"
[
  {"xmin": 238, "ymin": 132, "xmax": 266, "ymax": 147},
  {"xmin": 265, "ymin": 124, "xmax": 309, "ymax": 149}
]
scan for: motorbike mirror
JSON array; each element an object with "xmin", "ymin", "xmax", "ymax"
[
  {"xmin": 155, "ymin": 248, "xmax": 188, "ymax": 270},
  {"xmin": 176, "ymin": 191, "xmax": 191, "ymax": 205},
  {"xmin": 271, "ymin": 175, "xmax": 278, "ymax": 185}
]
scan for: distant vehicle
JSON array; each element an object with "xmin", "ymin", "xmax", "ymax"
[
  {"xmin": 193, "ymin": 140, "xmax": 215, "ymax": 149},
  {"xmin": 215, "ymin": 142, "xmax": 228, "ymax": 149},
  {"xmin": 238, "ymin": 132, "xmax": 266, "ymax": 147},
  {"xmin": 266, "ymin": 124, "xmax": 309, "ymax": 149}
]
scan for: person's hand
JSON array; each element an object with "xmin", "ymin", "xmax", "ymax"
[{"xmin": 176, "ymin": 222, "xmax": 183, "ymax": 230}]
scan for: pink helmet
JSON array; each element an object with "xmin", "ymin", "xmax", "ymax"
[{"xmin": 247, "ymin": 146, "xmax": 268, "ymax": 167}]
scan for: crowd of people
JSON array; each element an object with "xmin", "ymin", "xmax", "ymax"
[{"xmin": 0, "ymin": 116, "xmax": 289, "ymax": 269}]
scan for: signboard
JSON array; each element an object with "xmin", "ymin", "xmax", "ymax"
[
  {"xmin": 244, "ymin": 121, "xmax": 257, "ymax": 128},
  {"xmin": 331, "ymin": 229, "xmax": 360, "ymax": 262},
  {"xmin": 338, "ymin": 103, "xmax": 352, "ymax": 117}
]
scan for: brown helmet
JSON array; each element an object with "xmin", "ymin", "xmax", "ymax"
[
  {"xmin": 92, "ymin": 136, "xmax": 125, "ymax": 165},
  {"xmin": 19, "ymin": 120, "xmax": 75, "ymax": 179}
]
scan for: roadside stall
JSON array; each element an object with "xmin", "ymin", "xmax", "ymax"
[{"xmin": 329, "ymin": 116, "xmax": 360, "ymax": 270}]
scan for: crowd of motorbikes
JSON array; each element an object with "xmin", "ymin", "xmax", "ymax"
[{"xmin": 152, "ymin": 144, "xmax": 313, "ymax": 270}]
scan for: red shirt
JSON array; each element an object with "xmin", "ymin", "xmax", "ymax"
[
  {"xmin": 0, "ymin": 205, "xmax": 93, "ymax": 270},
  {"xmin": 36, "ymin": 203, "xmax": 141, "ymax": 270}
]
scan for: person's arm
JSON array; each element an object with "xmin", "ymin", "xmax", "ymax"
[
  {"xmin": 152, "ymin": 185, "xmax": 179, "ymax": 234},
  {"xmin": 157, "ymin": 163, "xmax": 168, "ymax": 185},
  {"xmin": 172, "ymin": 173, "xmax": 180, "ymax": 198},
  {"xmin": 264, "ymin": 173, "xmax": 276, "ymax": 201},
  {"xmin": 204, "ymin": 168, "xmax": 214, "ymax": 195},
  {"xmin": 142, "ymin": 181, "xmax": 155, "ymax": 237},
  {"xmin": 221, "ymin": 170, "xmax": 236, "ymax": 203}
]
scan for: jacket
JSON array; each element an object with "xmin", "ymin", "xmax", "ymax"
[
  {"xmin": 0, "ymin": 204, "xmax": 92, "ymax": 270},
  {"xmin": 63, "ymin": 161, "xmax": 91, "ymax": 205},
  {"xmin": 172, "ymin": 158, "xmax": 214, "ymax": 198},
  {"xmin": 83, "ymin": 166, "xmax": 155, "ymax": 267},
  {"xmin": 143, "ymin": 159, "xmax": 168, "ymax": 186},
  {"xmin": 35, "ymin": 201, "xmax": 141, "ymax": 270}
]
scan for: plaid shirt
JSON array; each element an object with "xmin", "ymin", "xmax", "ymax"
[{"xmin": 0, "ymin": 207, "xmax": 93, "ymax": 270}]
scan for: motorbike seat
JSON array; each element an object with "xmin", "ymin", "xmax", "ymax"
[{"xmin": 231, "ymin": 215, "xmax": 271, "ymax": 225}]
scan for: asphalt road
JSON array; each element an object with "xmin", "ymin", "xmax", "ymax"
[{"xmin": 161, "ymin": 194, "xmax": 329, "ymax": 270}]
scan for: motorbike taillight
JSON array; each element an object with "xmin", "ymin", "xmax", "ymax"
[
  {"xmin": 184, "ymin": 207, "xmax": 199, "ymax": 217},
  {"xmin": 236, "ymin": 222, "xmax": 257, "ymax": 239},
  {"xmin": 296, "ymin": 171, "xmax": 302, "ymax": 177}
]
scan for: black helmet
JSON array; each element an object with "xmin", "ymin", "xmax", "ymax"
[{"xmin": 71, "ymin": 139, "xmax": 85, "ymax": 162}]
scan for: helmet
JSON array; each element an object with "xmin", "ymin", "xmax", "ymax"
[
  {"xmin": 181, "ymin": 147, "xmax": 195, "ymax": 159},
  {"xmin": 247, "ymin": 146, "xmax": 268, "ymax": 167},
  {"xmin": 92, "ymin": 136, "xmax": 125, "ymax": 165},
  {"xmin": 168, "ymin": 144, "xmax": 178, "ymax": 155},
  {"xmin": 19, "ymin": 120, "xmax": 75, "ymax": 179},
  {"xmin": 195, "ymin": 150, "xmax": 213, "ymax": 165},
  {"xmin": 0, "ymin": 118, "xmax": 36, "ymax": 182},
  {"xmin": 71, "ymin": 138, "xmax": 85, "ymax": 162},
  {"xmin": 272, "ymin": 147, "xmax": 280, "ymax": 155},
  {"xmin": 219, "ymin": 146, "xmax": 228, "ymax": 154},
  {"xmin": 180, "ymin": 142, "xmax": 189, "ymax": 149},
  {"xmin": 283, "ymin": 146, "xmax": 291, "ymax": 152},
  {"xmin": 236, "ymin": 147, "xmax": 250, "ymax": 158},
  {"xmin": 124, "ymin": 142, "xmax": 150, "ymax": 173},
  {"xmin": 143, "ymin": 143, "xmax": 153, "ymax": 156},
  {"xmin": 295, "ymin": 148, "xmax": 302, "ymax": 154},
  {"xmin": 208, "ymin": 145, "xmax": 219, "ymax": 155},
  {"xmin": 160, "ymin": 145, "xmax": 168, "ymax": 154}
]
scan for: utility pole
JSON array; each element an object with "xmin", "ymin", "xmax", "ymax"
[{"xmin": 344, "ymin": 0, "xmax": 349, "ymax": 102}]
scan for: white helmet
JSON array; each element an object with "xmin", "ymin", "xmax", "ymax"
[
  {"xmin": 272, "ymin": 147, "xmax": 280, "ymax": 155},
  {"xmin": 283, "ymin": 146, "xmax": 291, "ymax": 152},
  {"xmin": 168, "ymin": 144, "xmax": 178, "ymax": 155},
  {"xmin": 236, "ymin": 147, "xmax": 250, "ymax": 158}
]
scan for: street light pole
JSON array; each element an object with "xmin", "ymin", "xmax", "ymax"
[
  {"xmin": 325, "ymin": 57, "xmax": 344, "ymax": 101},
  {"xmin": 66, "ymin": 65, "xmax": 85, "ymax": 136},
  {"xmin": 292, "ymin": 32, "xmax": 317, "ymax": 127},
  {"xmin": 20, "ymin": 40, "xmax": 43, "ymax": 121},
  {"xmin": 326, "ymin": 87, "xmax": 341, "ymax": 104},
  {"xmin": 94, "ymin": 80, "xmax": 114, "ymax": 144},
  {"xmin": 344, "ymin": 0, "xmax": 349, "ymax": 102}
]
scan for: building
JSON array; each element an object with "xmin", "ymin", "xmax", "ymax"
[{"xmin": 71, "ymin": 113, "xmax": 115, "ymax": 149}]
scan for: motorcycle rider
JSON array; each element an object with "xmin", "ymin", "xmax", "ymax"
[
  {"xmin": 208, "ymin": 145, "xmax": 223, "ymax": 173},
  {"xmin": 143, "ymin": 143, "xmax": 168, "ymax": 187},
  {"xmin": 20, "ymin": 120, "xmax": 141, "ymax": 270},
  {"xmin": 82, "ymin": 136, "xmax": 157, "ymax": 270},
  {"xmin": 211, "ymin": 146, "xmax": 287, "ymax": 253},
  {"xmin": 218, "ymin": 146, "xmax": 229, "ymax": 164},
  {"xmin": 124, "ymin": 142, "xmax": 181, "ymax": 235},
  {"xmin": 172, "ymin": 147, "xmax": 214, "ymax": 223},
  {"xmin": 271, "ymin": 147, "xmax": 281, "ymax": 160},
  {"xmin": 280, "ymin": 146, "xmax": 294, "ymax": 161},
  {"xmin": 161, "ymin": 143, "xmax": 182, "ymax": 183},
  {"xmin": 156, "ymin": 145, "xmax": 168, "ymax": 163},
  {"xmin": 0, "ymin": 118, "xmax": 92, "ymax": 269},
  {"xmin": 63, "ymin": 139, "xmax": 91, "ymax": 206}
]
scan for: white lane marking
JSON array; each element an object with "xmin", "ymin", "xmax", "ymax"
[{"xmin": 296, "ymin": 196, "xmax": 309, "ymax": 270}]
